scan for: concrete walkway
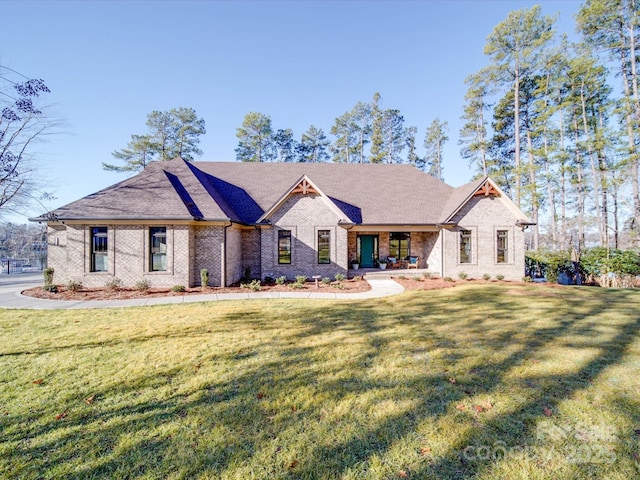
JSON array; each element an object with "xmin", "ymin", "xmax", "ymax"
[{"xmin": 0, "ymin": 273, "xmax": 405, "ymax": 310}]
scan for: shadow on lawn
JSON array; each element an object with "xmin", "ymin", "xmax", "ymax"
[{"xmin": 3, "ymin": 285, "xmax": 639, "ymax": 479}]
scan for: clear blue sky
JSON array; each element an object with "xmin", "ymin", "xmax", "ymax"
[{"xmin": 0, "ymin": 0, "xmax": 583, "ymax": 223}]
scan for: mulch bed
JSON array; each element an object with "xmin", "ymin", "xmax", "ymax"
[
  {"xmin": 21, "ymin": 275, "xmax": 557, "ymax": 302},
  {"xmin": 22, "ymin": 277, "xmax": 372, "ymax": 301}
]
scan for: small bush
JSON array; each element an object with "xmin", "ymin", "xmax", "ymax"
[
  {"xmin": 458, "ymin": 272, "xmax": 468, "ymax": 280},
  {"xmin": 264, "ymin": 276, "xmax": 275, "ymax": 285},
  {"xmin": 422, "ymin": 272, "xmax": 431, "ymax": 279},
  {"xmin": 134, "ymin": 279, "xmax": 150, "ymax": 292},
  {"xmin": 335, "ymin": 273, "xmax": 346, "ymax": 282},
  {"xmin": 443, "ymin": 276, "xmax": 454, "ymax": 282},
  {"xmin": 482, "ymin": 273, "xmax": 491, "ymax": 281},
  {"xmin": 496, "ymin": 274, "xmax": 505, "ymax": 281},
  {"xmin": 413, "ymin": 276, "xmax": 422, "ymax": 281},
  {"xmin": 200, "ymin": 269, "xmax": 209, "ymax": 288},
  {"xmin": 295, "ymin": 275, "xmax": 307, "ymax": 285},
  {"xmin": 321, "ymin": 277, "xmax": 331, "ymax": 285},
  {"xmin": 352, "ymin": 275, "xmax": 362, "ymax": 282},
  {"xmin": 289, "ymin": 281, "xmax": 305, "ymax": 289},
  {"xmin": 241, "ymin": 279, "xmax": 262, "ymax": 291},
  {"xmin": 43, "ymin": 267, "xmax": 54, "ymax": 286},
  {"xmin": 66, "ymin": 280, "xmax": 83, "ymax": 292},
  {"xmin": 275, "ymin": 276, "xmax": 286, "ymax": 285},
  {"xmin": 332, "ymin": 282, "xmax": 345, "ymax": 290},
  {"xmin": 523, "ymin": 275, "xmax": 533, "ymax": 282},
  {"xmin": 398, "ymin": 275, "xmax": 407, "ymax": 280},
  {"xmin": 171, "ymin": 285, "xmax": 186, "ymax": 293},
  {"xmin": 105, "ymin": 277, "xmax": 122, "ymax": 291}
]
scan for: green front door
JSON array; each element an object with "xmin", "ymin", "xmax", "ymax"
[{"xmin": 359, "ymin": 235, "xmax": 377, "ymax": 268}]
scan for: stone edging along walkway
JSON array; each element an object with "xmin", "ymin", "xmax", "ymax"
[{"xmin": 0, "ymin": 278, "xmax": 405, "ymax": 310}]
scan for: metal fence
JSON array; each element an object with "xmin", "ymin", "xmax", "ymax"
[{"xmin": 0, "ymin": 258, "xmax": 33, "ymax": 275}]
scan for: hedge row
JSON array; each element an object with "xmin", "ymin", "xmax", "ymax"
[{"xmin": 525, "ymin": 247, "xmax": 640, "ymax": 285}]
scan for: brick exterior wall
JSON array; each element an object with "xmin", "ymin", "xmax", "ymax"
[
  {"xmin": 260, "ymin": 193, "xmax": 348, "ymax": 280},
  {"xmin": 242, "ymin": 227, "xmax": 262, "ymax": 281},
  {"xmin": 192, "ymin": 225, "xmax": 224, "ymax": 287},
  {"xmin": 443, "ymin": 196, "xmax": 525, "ymax": 281},
  {"xmin": 47, "ymin": 223, "xmax": 192, "ymax": 288}
]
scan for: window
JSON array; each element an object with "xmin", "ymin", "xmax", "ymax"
[
  {"xmin": 91, "ymin": 227, "xmax": 108, "ymax": 272},
  {"xmin": 278, "ymin": 230, "xmax": 291, "ymax": 264},
  {"xmin": 460, "ymin": 229, "xmax": 471, "ymax": 264},
  {"xmin": 389, "ymin": 232, "xmax": 410, "ymax": 260},
  {"xmin": 318, "ymin": 230, "xmax": 331, "ymax": 264},
  {"xmin": 150, "ymin": 227, "xmax": 167, "ymax": 271},
  {"xmin": 497, "ymin": 230, "xmax": 508, "ymax": 263}
]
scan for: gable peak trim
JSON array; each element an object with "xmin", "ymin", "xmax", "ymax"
[
  {"xmin": 474, "ymin": 179, "xmax": 501, "ymax": 197},
  {"xmin": 291, "ymin": 177, "xmax": 319, "ymax": 196}
]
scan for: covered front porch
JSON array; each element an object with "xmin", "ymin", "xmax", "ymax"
[{"xmin": 347, "ymin": 228, "xmax": 441, "ymax": 274}]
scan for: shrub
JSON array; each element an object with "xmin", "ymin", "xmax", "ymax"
[
  {"xmin": 334, "ymin": 273, "xmax": 346, "ymax": 282},
  {"xmin": 105, "ymin": 277, "xmax": 122, "ymax": 291},
  {"xmin": 241, "ymin": 279, "xmax": 262, "ymax": 291},
  {"xmin": 171, "ymin": 285, "xmax": 186, "ymax": 293},
  {"xmin": 443, "ymin": 276, "xmax": 454, "ymax": 282},
  {"xmin": 275, "ymin": 276, "xmax": 286, "ymax": 285},
  {"xmin": 321, "ymin": 277, "xmax": 331, "ymax": 285},
  {"xmin": 200, "ymin": 268, "xmax": 209, "ymax": 288},
  {"xmin": 352, "ymin": 275, "xmax": 362, "ymax": 282},
  {"xmin": 295, "ymin": 275, "xmax": 307, "ymax": 285},
  {"xmin": 134, "ymin": 279, "xmax": 150, "ymax": 292},
  {"xmin": 458, "ymin": 272, "xmax": 468, "ymax": 280},
  {"xmin": 523, "ymin": 275, "xmax": 533, "ymax": 282},
  {"xmin": 263, "ymin": 276, "xmax": 275, "ymax": 285},
  {"xmin": 43, "ymin": 267, "xmax": 54, "ymax": 286},
  {"xmin": 332, "ymin": 282, "xmax": 345, "ymax": 290},
  {"xmin": 289, "ymin": 281, "xmax": 305, "ymax": 289},
  {"xmin": 496, "ymin": 274, "xmax": 505, "ymax": 281},
  {"xmin": 66, "ymin": 279, "xmax": 83, "ymax": 292},
  {"xmin": 413, "ymin": 276, "xmax": 422, "ymax": 281},
  {"xmin": 422, "ymin": 272, "xmax": 431, "ymax": 279},
  {"xmin": 482, "ymin": 273, "xmax": 491, "ymax": 281}
]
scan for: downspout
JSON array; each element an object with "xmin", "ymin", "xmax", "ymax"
[
  {"xmin": 222, "ymin": 222, "xmax": 231, "ymax": 287},
  {"xmin": 440, "ymin": 228, "xmax": 445, "ymax": 278}
]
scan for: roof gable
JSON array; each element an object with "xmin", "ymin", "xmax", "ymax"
[
  {"xmin": 440, "ymin": 177, "xmax": 532, "ymax": 225},
  {"xmin": 257, "ymin": 175, "xmax": 351, "ymax": 224}
]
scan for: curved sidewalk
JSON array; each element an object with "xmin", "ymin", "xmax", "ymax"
[{"xmin": 0, "ymin": 274, "xmax": 405, "ymax": 310}]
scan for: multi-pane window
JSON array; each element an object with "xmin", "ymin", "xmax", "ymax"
[
  {"xmin": 318, "ymin": 230, "xmax": 331, "ymax": 264},
  {"xmin": 91, "ymin": 227, "xmax": 108, "ymax": 272},
  {"xmin": 150, "ymin": 227, "xmax": 167, "ymax": 271},
  {"xmin": 278, "ymin": 230, "xmax": 292, "ymax": 264},
  {"xmin": 459, "ymin": 229, "xmax": 472, "ymax": 264},
  {"xmin": 496, "ymin": 230, "xmax": 508, "ymax": 263},
  {"xmin": 389, "ymin": 232, "xmax": 410, "ymax": 260}
]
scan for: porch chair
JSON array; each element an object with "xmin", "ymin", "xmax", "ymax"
[{"xmin": 407, "ymin": 256, "xmax": 419, "ymax": 269}]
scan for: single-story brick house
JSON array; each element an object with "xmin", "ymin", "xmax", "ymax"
[{"xmin": 31, "ymin": 158, "xmax": 533, "ymax": 287}]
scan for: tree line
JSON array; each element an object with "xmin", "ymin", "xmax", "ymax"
[
  {"xmin": 459, "ymin": 0, "xmax": 640, "ymax": 251},
  {"xmin": 234, "ymin": 94, "xmax": 449, "ymax": 180}
]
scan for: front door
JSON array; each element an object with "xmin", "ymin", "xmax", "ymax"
[{"xmin": 359, "ymin": 235, "xmax": 377, "ymax": 268}]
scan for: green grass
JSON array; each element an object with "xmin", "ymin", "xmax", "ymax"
[{"xmin": 1, "ymin": 284, "xmax": 639, "ymax": 479}]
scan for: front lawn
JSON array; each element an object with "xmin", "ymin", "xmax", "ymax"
[{"xmin": 1, "ymin": 285, "xmax": 638, "ymax": 479}]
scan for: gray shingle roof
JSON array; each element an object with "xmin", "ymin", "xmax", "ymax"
[{"xmin": 33, "ymin": 159, "xmax": 516, "ymax": 225}]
